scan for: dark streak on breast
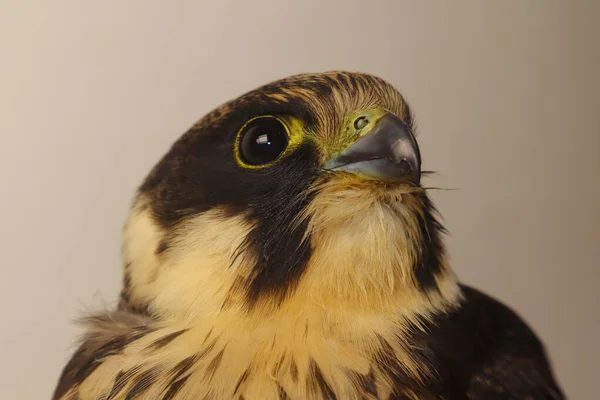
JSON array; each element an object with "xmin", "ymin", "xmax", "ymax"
[
  {"xmin": 197, "ymin": 337, "xmax": 219, "ymax": 360},
  {"xmin": 202, "ymin": 328, "xmax": 214, "ymax": 344},
  {"xmin": 374, "ymin": 333, "xmax": 435, "ymax": 399},
  {"xmin": 155, "ymin": 239, "xmax": 169, "ymax": 255},
  {"xmin": 105, "ymin": 370, "xmax": 126, "ymax": 400},
  {"xmin": 234, "ymin": 369, "xmax": 250, "ymax": 395},
  {"xmin": 161, "ymin": 375, "xmax": 189, "ymax": 400},
  {"xmin": 204, "ymin": 348, "xmax": 226, "ymax": 380},
  {"xmin": 74, "ymin": 330, "xmax": 149, "ymax": 383},
  {"xmin": 278, "ymin": 383, "xmax": 291, "ymax": 399},
  {"xmin": 170, "ymin": 356, "xmax": 199, "ymax": 382},
  {"xmin": 124, "ymin": 368, "xmax": 158, "ymax": 400},
  {"xmin": 344, "ymin": 368, "xmax": 378, "ymax": 397},
  {"xmin": 308, "ymin": 358, "xmax": 337, "ymax": 400},
  {"xmin": 148, "ymin": 330, "xmax": 187, "ymax": 351},
  {"xmin": 303, "ymin": 320, "xmax": 309, "ymax": 341},
  {"xmin": 274, "ymin": 352, "xmax": 286, "ymax": 375},
  {"xmin": 106, "ymin": 366, "xmax": 145, "ymax": 400},
  {"xmin": 289, "ymin": 358, "xmax": 299, "ymax": 383}
]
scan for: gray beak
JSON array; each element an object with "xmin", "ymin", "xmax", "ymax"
[{"xmin": 324, "ymin": 113, "xmax": 421, "ymax": 184}]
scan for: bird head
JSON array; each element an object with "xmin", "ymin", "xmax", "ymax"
[{"xmin": 121, "ymin": 72, "xmax": 460, "ymax": 322}]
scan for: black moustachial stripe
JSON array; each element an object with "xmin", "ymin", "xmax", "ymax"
[{"xmin": 240, "ymin": 144, "xmax": 319, "ymax": 305}]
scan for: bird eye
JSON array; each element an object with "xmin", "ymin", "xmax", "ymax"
[{"xmin": 238, "ymin": 117, "xmax": 289, "ymax": 166}]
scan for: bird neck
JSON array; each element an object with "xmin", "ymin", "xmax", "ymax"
[{"xmin": 121, "ymin": 190, "xmax": 461, "ymax": 328}]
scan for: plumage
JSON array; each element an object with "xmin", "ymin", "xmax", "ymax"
[{"xmin": 53, "ymin": 71, "xmax": 564, "ymax": 399}]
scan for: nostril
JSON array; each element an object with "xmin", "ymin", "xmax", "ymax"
[{"xmin": 353, "ymin": 116, "xmax": 369, "ymax": 130}]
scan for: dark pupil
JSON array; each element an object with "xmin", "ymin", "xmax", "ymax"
[{"xmin": 240, "ymin": 118, "xmax": 288, "ymax": 165}]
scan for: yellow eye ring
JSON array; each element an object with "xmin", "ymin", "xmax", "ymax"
[{"xmin": 234, "ymin": 115, "xmax": 291, "ymax": 169}]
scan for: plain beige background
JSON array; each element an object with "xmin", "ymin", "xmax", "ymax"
[{"xmin": 2, "ymin": 1, "xmax": 599, "ymax": 399}]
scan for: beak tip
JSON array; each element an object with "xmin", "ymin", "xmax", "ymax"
[
  {"xmin": 413, "ymin": 170, "xmax": 421, "ymax": 185},
  {"xmin": 395, "ymin": 158, "xmax": 421, "ymax": 185}
]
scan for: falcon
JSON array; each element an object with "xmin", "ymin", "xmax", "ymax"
[{"xmin": 54, "ymin": 71, "xmax": 564, "ymax": 400}]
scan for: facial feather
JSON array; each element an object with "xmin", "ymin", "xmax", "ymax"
[{"xmin": 55, "ymin": 71, "xmax": 463, "ymax": 400}]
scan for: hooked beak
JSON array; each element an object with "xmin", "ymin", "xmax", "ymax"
[{"xmin": 324, "ymin": 113, "xmax": 421, "ymax": 184}]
